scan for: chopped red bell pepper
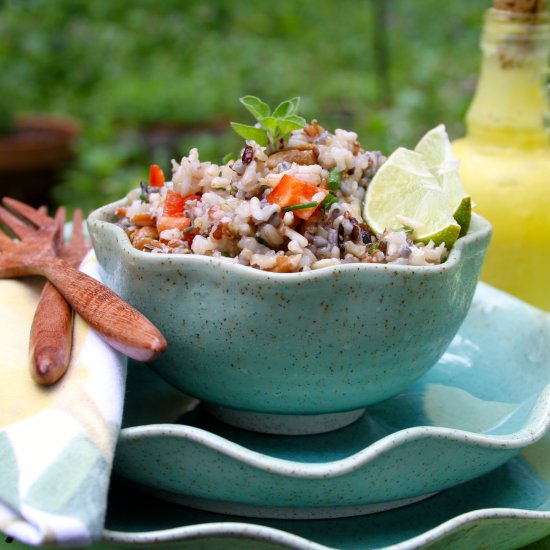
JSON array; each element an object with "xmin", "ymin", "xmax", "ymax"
[
  {"xmin": 162, "ymin": 192, "xmax": 201, "ymax": 217},
  {"xmin": 267, "ymin": 174, "xmax": 328, "ymax": 220},
  {"xmin": 163, "ymin": 190, "xmax": 185, "ymax": 217},
  {"xmin": 157, "ymin": 191, "xmax": 201, "ymax": 244},
  {"xmin": 157, "ymin": 216, "xmax": 191, "ymax": 233},
  {"xmin": 149, "ymin": 164, "xmax": 165, "ymax": 187}
]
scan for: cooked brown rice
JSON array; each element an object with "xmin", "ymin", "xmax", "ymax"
[{"xmin": 115, "ymin": 121, "xmax": 448, "ymax": 272}]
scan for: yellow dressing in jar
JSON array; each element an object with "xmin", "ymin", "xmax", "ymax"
[{"xmin": 452, "ymin": 7, "xmax": 550, "ymax": 310}]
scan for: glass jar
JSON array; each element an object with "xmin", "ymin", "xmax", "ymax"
[{"xmin": 452, "ymin": 7, "xmax": 550, "ymax": 310}]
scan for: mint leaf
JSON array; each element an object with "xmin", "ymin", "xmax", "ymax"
[
  {"xmin": 287, "ymin": 97, "xmax": 300, "ymax": 114},
  {"xmin": 273, "ymin": 97, "xmax": 300, "ymax": 118},
  {"xmin": 276, "ymin": 118, "xmax": 305, "ymax": 136},
  {"xmin": 257, "ymin": 116, "xmax": 279, "ymax": 135},
  {"xmin": 230, "ymin": 122, "xmax": 268, "ymax": 146},
  {"xmin": 232, "ymin": 96, "xmax": 307, "ymax": 152},
  {"xmin": 221, "ymin": 152, "xmax": 238, "ymax": 163},
  {"xmin": 285, "ymin": 114, "xmax": 306, "ymax": 126},
  {"xmin": 239, "ymin": 96, "xmax": 270, "ymax": 120}
]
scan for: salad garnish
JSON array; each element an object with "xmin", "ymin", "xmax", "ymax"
[{"xmin": 230, "ymin": 95, "xmax": 306, "ymax": 153}]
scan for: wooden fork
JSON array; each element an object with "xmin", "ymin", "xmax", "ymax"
[
  {"xmin": 0, "ymin": 197, "xmax": 167, "ymax": 363},
  {"xmin": 29, "ymin": 207, "xmax": 90, "ymax": 385}
]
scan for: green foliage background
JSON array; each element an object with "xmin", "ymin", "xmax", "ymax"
[{"xmin": 0, "ymin": 0, "xmax": 484, "ymax": 211}]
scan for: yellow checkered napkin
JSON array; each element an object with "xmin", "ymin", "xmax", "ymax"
[{"xmin": 0, "ymin": 253, "xmax": 126, "ymax": 546}]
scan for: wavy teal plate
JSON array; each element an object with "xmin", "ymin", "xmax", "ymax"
[
  {"xmin": 112, "ymin": 283, "xmax": 550, "ymax": 520},
  {"xmin": 101, "ymin": 440, "xmax": 550, "ymax": 550},
  {"xmin": 5, "ymin": 440, "xmax": 550, "ymax": 550}
]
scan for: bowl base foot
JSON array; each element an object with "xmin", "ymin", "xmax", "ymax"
[
  {"xmin": 205, "ymin": 405, "xmax": 366, "ymax": 435},
  {"xmin": 129, "ymin": 483, "xmax": 437, "ymax": 519}
]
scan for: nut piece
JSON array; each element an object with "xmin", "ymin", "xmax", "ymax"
[
  {"xmin": 266, "ymin": 148, "xmax": 318, "ymax": 169},
  {"xmin": 267, "ymin": 255, "xmax": 298, "ymax": 273},
  {"xmin": 131, "ymin": 226, "xmax": 160, "ymax": 250}
]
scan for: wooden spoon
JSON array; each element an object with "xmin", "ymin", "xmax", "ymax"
[
  {"xmin": 0, "ymin": 198, "xmax": 167, "ymax": 362},
  {"xmin": 29, "ymin": 207, "xmax": 90, "ymax": 385}
]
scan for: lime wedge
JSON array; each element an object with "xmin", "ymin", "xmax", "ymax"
[
  {"xmin": 363, "ymin": 125, "xmax": 470, "ymax": 248},
  {"xmin": 414, "ymin": 124, "xmax": 471, "ymax": 236},
  {"xmin": 453, "ymin": 196, "xmax": 472, "ymax": 237}
]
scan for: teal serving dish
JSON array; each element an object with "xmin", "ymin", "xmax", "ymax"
[
  {"xmin": 111, "ymin": 283, "xmax": 550, "ymax": 518},
  {"xmin": 88, "ymin": 201, "xmax": 491, "ymax": 434},
  {"xmin": 101, "ymin": 428, "xmax": 550, "ymax": 550}
]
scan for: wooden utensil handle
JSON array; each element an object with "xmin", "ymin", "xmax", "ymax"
[
  {"xmin": 40, "ymin": 256, "xmax": 167, "ymax": 362},
  {"xmin": 29, "ymin": 281, "xmax": 74, "ymax": 386}
]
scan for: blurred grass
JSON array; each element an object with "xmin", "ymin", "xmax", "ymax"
[{"xmin": 0, "ymin": 0, "xmax": 484, "ymax": 211}]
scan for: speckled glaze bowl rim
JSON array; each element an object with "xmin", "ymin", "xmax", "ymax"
[
  {"xmin": 102, "ymin": 508, "xmax": 550, "ymax": 549},
  {"xmin": 87, "ymin": 197, "xmax": 492, "ymax": 281},
  {"xmin": 118, "ymin": 377, "xmax": 550, "ymax": 479}
]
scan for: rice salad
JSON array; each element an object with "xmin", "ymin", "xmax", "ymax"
[{"xmin": 114, "ymin": 103, "xmax": 448, "ymax": 273}]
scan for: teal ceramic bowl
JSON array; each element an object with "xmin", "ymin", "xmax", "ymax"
[{"xmin": 87, "ymin": 201, "xmax": 491, "ymax": 434}]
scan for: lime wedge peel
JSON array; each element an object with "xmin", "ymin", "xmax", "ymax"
[
  {"xmin": 363, "ymin": 125, "xmax": 471, "ymax": 249},
  {"xmin": 453, "ymin": 196, "xmax": 472, "ymax": 238},
  {"xmin": 415, "ymin": 124, "xmax": 470, "ymax": 229}
]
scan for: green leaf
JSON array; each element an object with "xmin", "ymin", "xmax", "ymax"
[
  {"xmin": 284, "ymin": 114, "xmax": 306, "ymax": 126},
  {"xmin": 282, "ymin": 201, "xmax": 318, "ymax": 212},
  {"xmin": 321, "ymin": 192, "xmax": 339, "ymax": 209},
  {"xmin": 230, "ymin": 122, "xmax": 268, "ymax": 146},
  {"xmin": 258, "ymin": 116, "xmax": 279, "ymax": 135},
  {"xmin": 327, "ymin": 168, "xmax": 342, "ymax": 191},
  {"xmin": 222, "ymin": 152, "xmax": 238, "ymax": 163},
  {"xmin": 273, "ymin": 97, "xmax": 300, "ymax": 118},
  {"xmin": 239, "ymin": 96, "xmax": 271, "ymax": 120},
  {"xmin": 234, "ymin": 96, "xmax": 305, "ymax": 151},
  {"xmin": 276, "ymin": 118, "xmax": 305, "ymax": 136}
]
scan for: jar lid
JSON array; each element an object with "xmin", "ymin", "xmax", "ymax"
[{"xmin": 493, "ymin": 0, "xmax": 547, "ymax": 13}]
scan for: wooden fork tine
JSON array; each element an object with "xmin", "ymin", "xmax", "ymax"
[
  {"xmin": 54, "ymin": 206, "xmax": 66, "ymax": 251},
  {"xmin": 2, "ymin": 197, "xmax": 53, "ymax": 228},
  {"xmin": 0, "ymin": 226, "xmax": 14, "ymax": 249},
  {"xmin": 69, "ymin": 209, "xmax": 86, "ymax": 246},
  {"xmin": 54, "ymin": 206, "xmax": 66, "ymax": 226},
  {"xmin": 0, "ymin": 205, "xmax": 34, "ymax": 239}
]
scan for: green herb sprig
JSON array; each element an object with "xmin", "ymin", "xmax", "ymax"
[
  {"xmin": 281, "ymin": 201, "xmax": 318, "ymax": 212},
  {"xmin": 321, "ymin": 193, "xmax": 338, "ymax": 210},
  {"xmin": 139, "ymin": 181, "xmax": 148, "ymax": 202},
  {"xmin": 230, "ymin": 96, "xmax": 306, "ymax": 153},
  {"xmin": 221, "ymin": 152, "xmax": 238, "ymax": 164},
  {"xmin": 368, "ymin": 242, "xmax": 380, "ymax": 254},
  {"xmin": 327, "ymin": 168, "xmax": 342, "ymax": 191}
]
